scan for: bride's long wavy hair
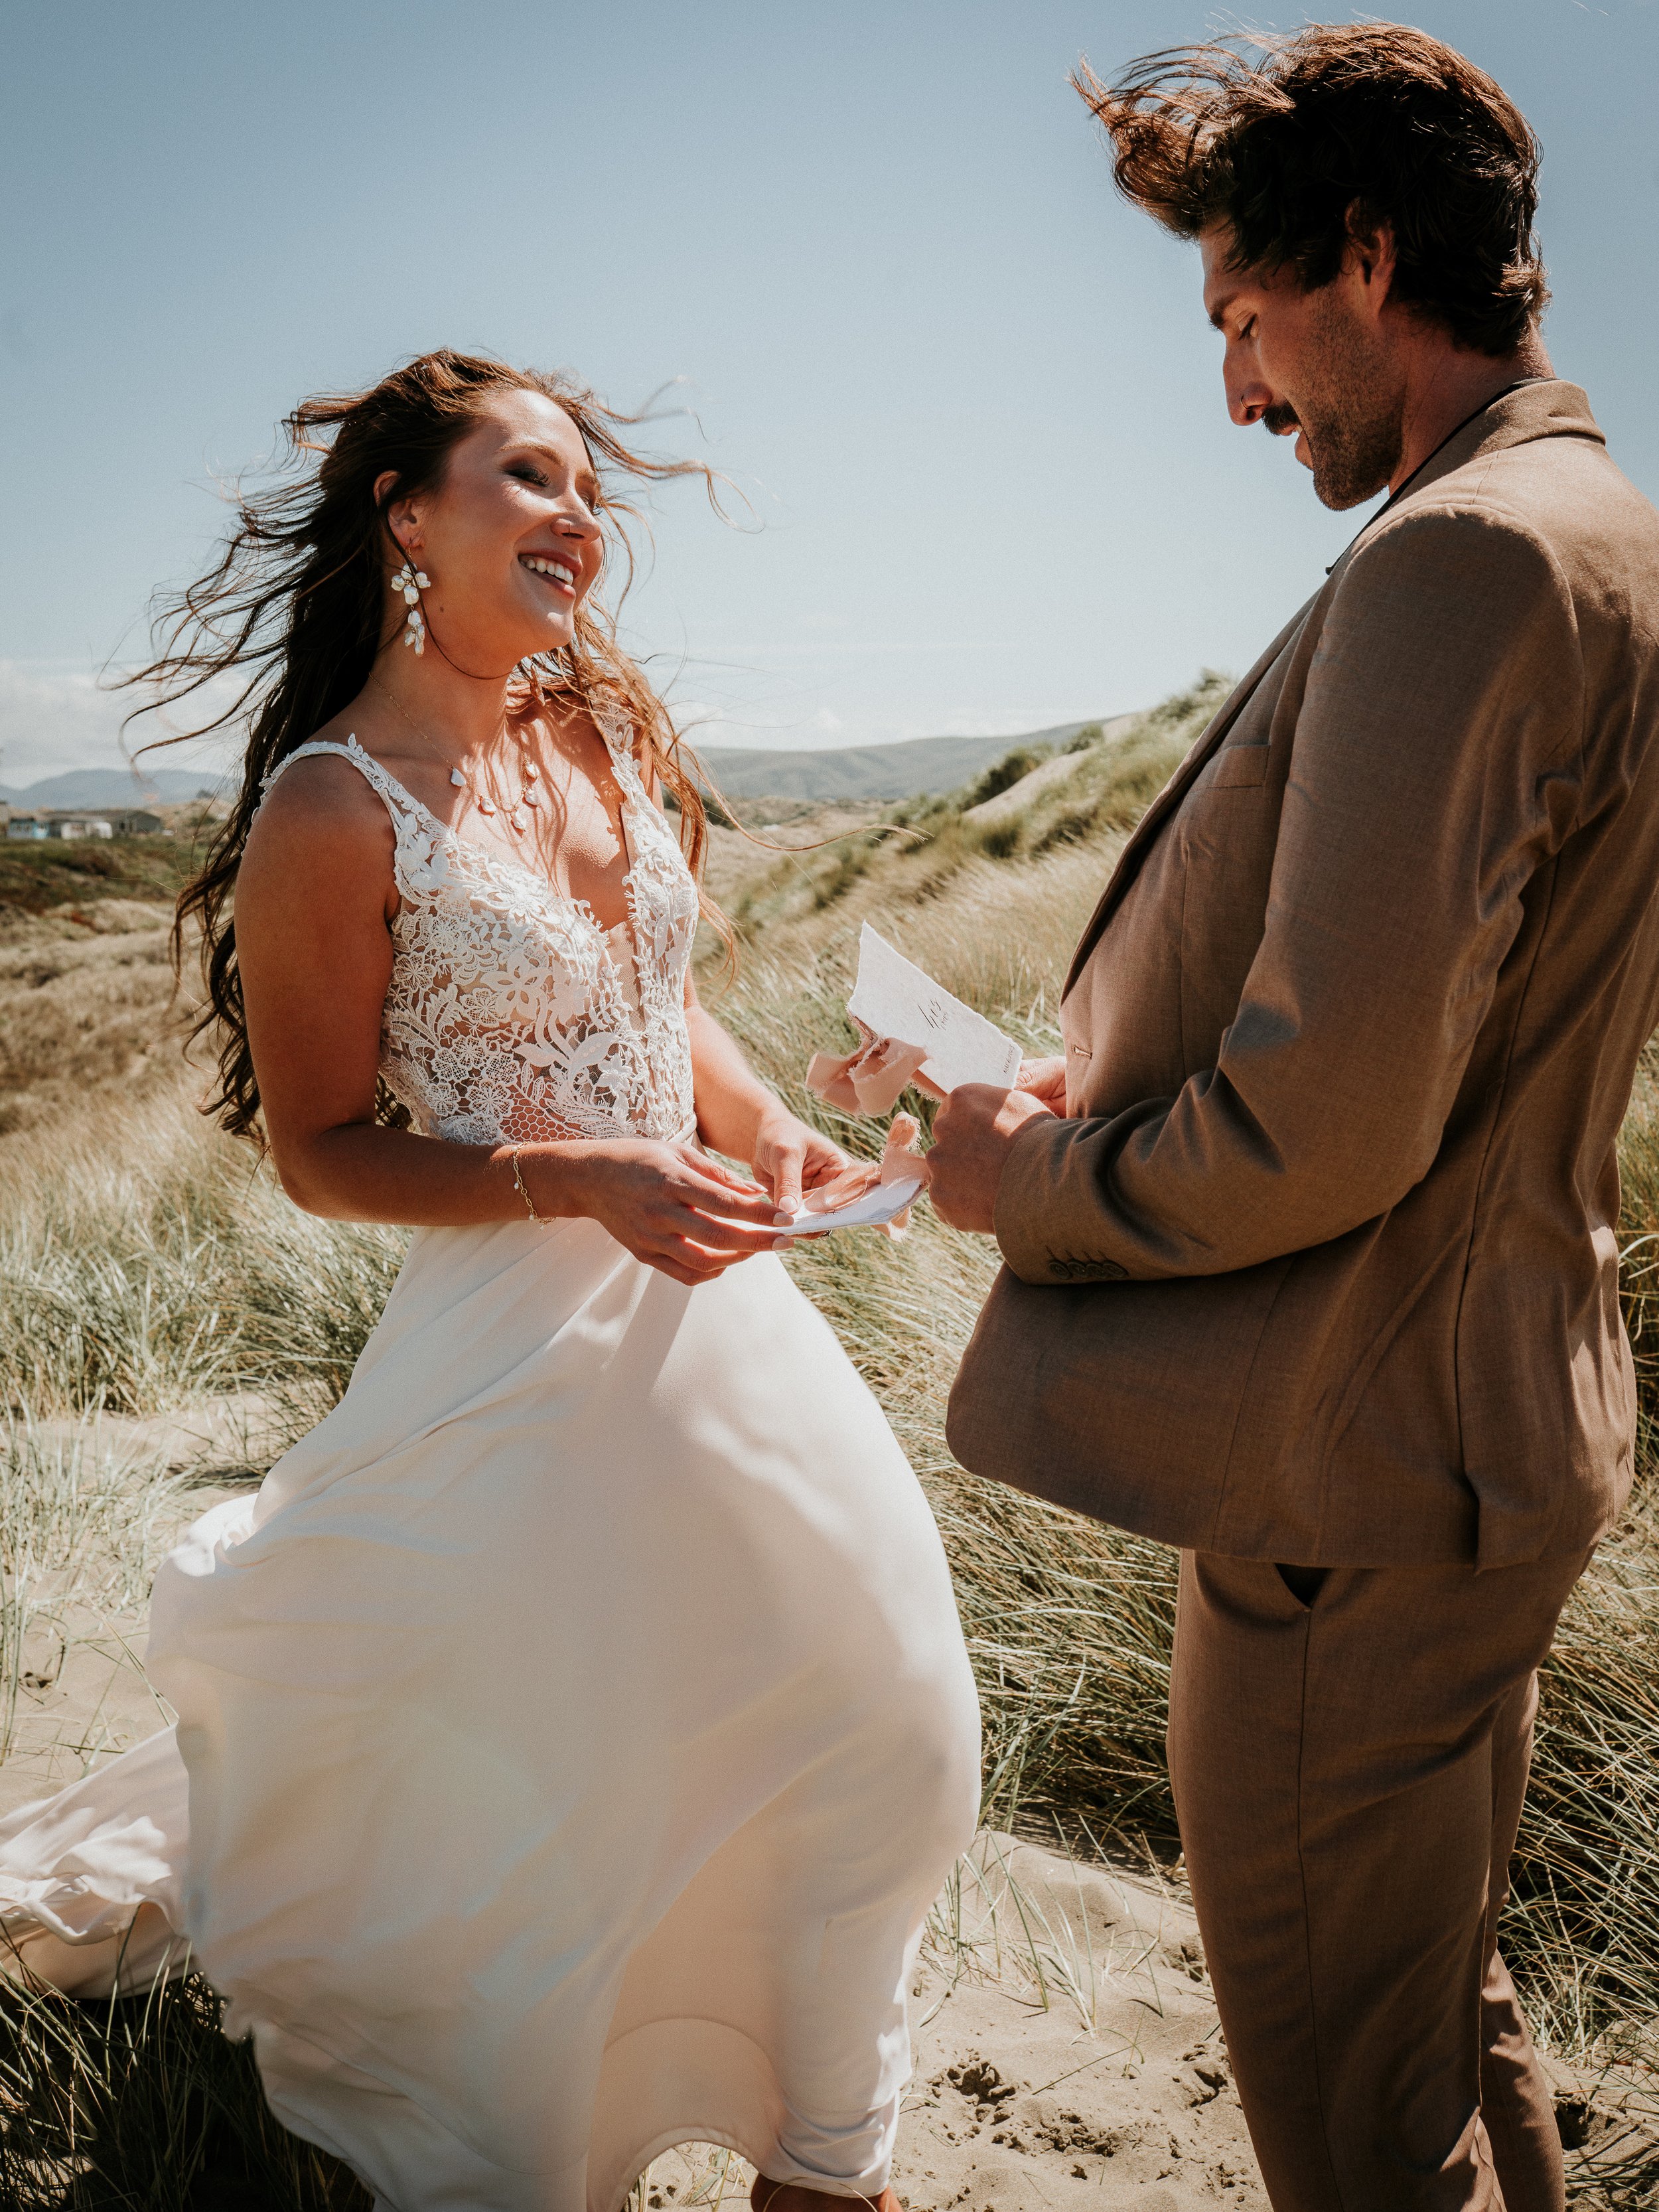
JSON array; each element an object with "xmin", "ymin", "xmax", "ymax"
[{"xmin": 131, "ymin": 348, "xmax": 732, "ymax": 1144}]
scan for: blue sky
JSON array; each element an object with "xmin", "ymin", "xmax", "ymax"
[{"xmin": 3, "ymin": 0, "xmax": 1656, "ymax": 783}]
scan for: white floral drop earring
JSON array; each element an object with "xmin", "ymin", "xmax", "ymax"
[{"xmin": 394, "ymin": 557, "xmax": 431, "ymax": 655}]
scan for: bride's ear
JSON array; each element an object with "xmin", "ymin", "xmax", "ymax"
[{"xmin": 374, "ymin": 471, "xmax": 423, "ymax": 559}]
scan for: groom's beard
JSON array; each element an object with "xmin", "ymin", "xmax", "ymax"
[{"xmin": 1267, "ymin": 299, "xmax": 1407, "ymax": 512}]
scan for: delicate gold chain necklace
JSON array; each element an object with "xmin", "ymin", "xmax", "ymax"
[{"xmin": 382, "ymin": 689, "xmax": 543, "ymax": 837}]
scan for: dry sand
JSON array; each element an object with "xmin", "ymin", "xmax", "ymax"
[
  {"xmin": 640, "ymin": 1834, "xmax": 1267, "ymax": 2211},
  {"xmin": 893, "ymin": 1835, "xmax": 1266, "ymax": 2209},
  {"xmin": 0, "ymin": 1396, "xmax": 283, "ymax": 1820}
]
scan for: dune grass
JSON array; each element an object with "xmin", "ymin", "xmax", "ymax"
[
  {"xmin": 0, "ymin": 834, "xmax": 202, "ymax": 923},
  {"xmin": 0, "ymin": 1099, "xmax": 404, "ymax": 1428},
  {"xmin": 0, "ymin": 1968, "xmax": 373, "ymax": 2210},
  {"xmin": 3, "ymin": 685, "xmax": 1659, "ymax": 2199}
]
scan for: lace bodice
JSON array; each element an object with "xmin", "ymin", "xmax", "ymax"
[{"xmin": 261, "ymin": 707, "xmax": 700, "ymax": 1146}]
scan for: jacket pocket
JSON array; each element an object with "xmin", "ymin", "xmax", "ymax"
[{"xmin": 1177, "ymin": 747, "xmax": 1280, "ymax": 1069}]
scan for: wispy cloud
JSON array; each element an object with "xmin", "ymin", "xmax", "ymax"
[
  {"xmin": 0, "ymin": 658, "xmax": 244, "ymax": 789},
  {"xmin": 689, "ymin": 638, "xmax": 1021, "ymax": 662},
  {"xmin": 0, "ymin": 660, "xmax": 131, "ymax": 784}
]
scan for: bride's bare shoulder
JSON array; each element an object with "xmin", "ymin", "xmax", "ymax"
[{"xmin": 242, "ymin": 722, "xmax": 395, "ymax": 886}]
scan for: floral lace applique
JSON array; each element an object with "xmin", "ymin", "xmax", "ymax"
[{"xmin": 260, "ymin": 709, "xmax": 699, "ymax": 1147}]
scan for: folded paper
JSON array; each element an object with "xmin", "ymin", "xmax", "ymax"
[{"xmin": 770, "ymin": 1113, "xmax": 927, "ymax": 1238}]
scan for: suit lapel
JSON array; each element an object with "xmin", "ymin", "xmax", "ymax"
[{"xmin": 1060, "ymin": 595, "xmax": 1317, "ymax": 1001}]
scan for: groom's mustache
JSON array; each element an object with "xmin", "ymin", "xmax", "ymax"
[{"xmin": 1263, "ymin": 400, "xmax": 1301, "ymax": 437}]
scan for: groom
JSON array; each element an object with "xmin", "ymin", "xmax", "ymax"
[{"xmin": 928, "ymin": 25, "xmax": 1659, "ymax": 2212}]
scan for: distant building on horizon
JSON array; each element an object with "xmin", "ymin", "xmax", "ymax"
[{"xmin": 3, "ymin": 806, "xmax": 165, "ymax": 842}]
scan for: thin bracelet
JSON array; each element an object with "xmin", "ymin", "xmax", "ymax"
[{"xmin": 511, "ymin": 1147, "xmax": 549, "ymax": 1224}]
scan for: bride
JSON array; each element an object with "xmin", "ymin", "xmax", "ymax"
[{"xmin": 0, "ymin": 350, "xmax": 981, "ymax": 2211}]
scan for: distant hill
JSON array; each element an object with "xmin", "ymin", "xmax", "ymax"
[
  {"xmin": 4, "ymin": 718, "xmax": 1116, "ymax": 812},
  {"xmin": 0, "ymin": 767, "xmax": 222, "ymax": 808},
  {"xmin": 695, "ymin": 721, "xmax": 1104, "ymax": 802}
]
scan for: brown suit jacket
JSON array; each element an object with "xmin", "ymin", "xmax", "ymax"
[{"xmin": 946, "ymin": 381, "xmax": 1659, "ymax": 1568}]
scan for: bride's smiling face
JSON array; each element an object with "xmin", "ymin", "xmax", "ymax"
[{"xmin": 378, "ymin": 389, "xmax": 605, "ymax": 669}]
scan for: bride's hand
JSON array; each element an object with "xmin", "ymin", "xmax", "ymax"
[
  {"xmin": 751, "ymin": 1106, "xmax": 850, "ymax": 1218},
  {"xmin": 565, "ymin": 1139, "xmax": 787, "ymax": 1288}
]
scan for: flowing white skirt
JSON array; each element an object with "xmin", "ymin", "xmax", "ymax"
[{"xmin": 0, "ymin": 1215, "xmax": 981, "ymax": 2212}]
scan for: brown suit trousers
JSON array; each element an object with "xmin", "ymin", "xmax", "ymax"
[{"xmin": 1169, "ymin": 1545, "xmax": 1586, "ymax": 2212}]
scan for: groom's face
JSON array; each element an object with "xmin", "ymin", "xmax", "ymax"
[{"xmin": 1200, "ymin": 224, "xmax": 1409, "ymax": 512}]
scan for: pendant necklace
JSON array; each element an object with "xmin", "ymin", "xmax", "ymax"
[{"xmin": 384, "ymin": 690, "xmax": 542, "ymax": 836}]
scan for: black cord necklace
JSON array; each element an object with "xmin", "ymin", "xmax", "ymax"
[{"xmin": 1325, "ymin": 378, "xmax": 1546, "ymax": 575}]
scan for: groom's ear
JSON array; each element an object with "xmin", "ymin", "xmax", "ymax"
[{"xmin": 1339, "ymin": 204, "xmax": 1401, "ymax": 325}]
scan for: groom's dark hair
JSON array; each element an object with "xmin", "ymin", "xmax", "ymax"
[{"xmin": 1075, "ymin": 23, "xmax": 1548, "ymax": 356}]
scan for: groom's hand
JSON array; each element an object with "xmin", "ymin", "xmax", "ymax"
[{"xmin": 927, "ymin": 1084, "xmax": 1055, "ymax": 1233}]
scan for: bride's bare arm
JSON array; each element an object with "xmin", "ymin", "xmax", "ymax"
[
  {"xmin": 684, "ymin": 988, "xmax": 851, "ymax": 1215},
  {"xmin": 234, "ymin": 761, "xmax": 783, "ymax": 1284}
]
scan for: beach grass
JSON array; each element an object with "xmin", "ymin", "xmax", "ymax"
[{"xmin": 0, "ymin": 1964, "xmax": 373, "ymax": 2208}]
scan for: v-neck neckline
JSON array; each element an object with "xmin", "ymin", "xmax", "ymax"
[{"xmin": 344, "ymin": 732, "xmax": 640, "ymax": 946}]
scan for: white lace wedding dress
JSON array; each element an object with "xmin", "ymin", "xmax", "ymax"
[{"xmin": 0, "ymin": 712, "xmax": 981, "ymax": 2212}]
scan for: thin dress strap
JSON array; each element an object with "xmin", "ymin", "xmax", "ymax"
[
  {"xmin": 590, "ymin": 702, "xmax": 644, "ymax": 869},
  {"xmin": 259, "ymin": 734, "xmax": 413, "ymax": 830},
  {"xmin": 593, "ymin": 700, "xmax": 644, "ymax": 780}
]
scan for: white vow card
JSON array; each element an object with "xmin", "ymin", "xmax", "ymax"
[
  {"xmin": 770, "ymin": 1173, "xmax": 927, "ymax": 1238},
  {"xmin": 846, "ymin": 924, "xmax": 1023, "ymax": 1096}
]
